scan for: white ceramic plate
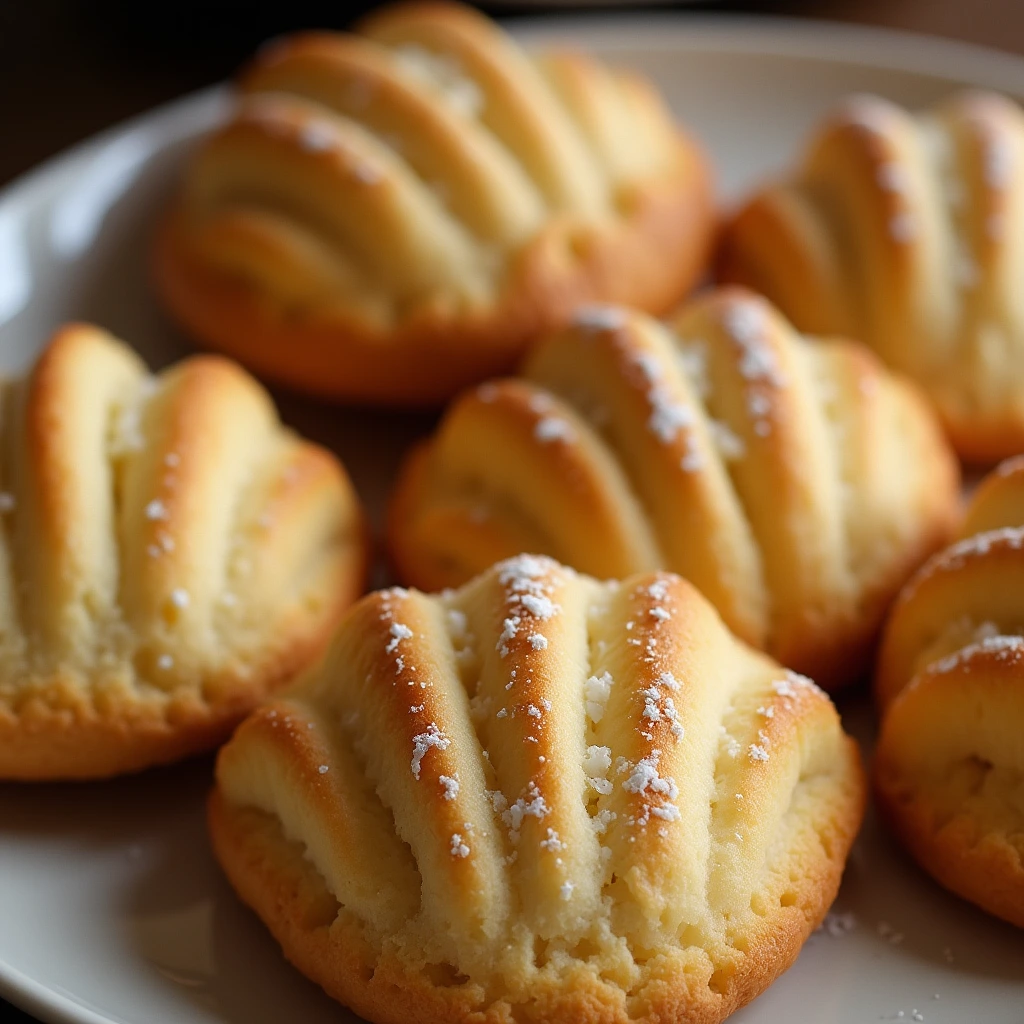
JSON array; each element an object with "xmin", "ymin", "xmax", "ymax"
[{"xmin": 1, "ymin": 14, "xmax": 1024, "ymax": 1024}]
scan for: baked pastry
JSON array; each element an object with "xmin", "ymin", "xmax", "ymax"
[
  {"xmin": 154, "ymin": 1, "xmax": 714, "ymax": 406},
  {"xmin": 388, "ymin": 288, "xmax": 960, "ymax": 689},
  {"xmin": 875, "ymin": 455, "xmax": 1024, "ymax": 927},
  {"xmin": 211, "ymin": 554, "xmax": 865, "ymax": 1024},
  {"xmin": 718, "ymin": 90, "xmax": 1024, "ymax": 462},
  {"xmin": 0, "ymin": 324, "xmax": 368, "ymax": 780}
]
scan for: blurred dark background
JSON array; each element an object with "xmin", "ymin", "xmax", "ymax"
[{"xmin": 1, "ymin": 0, "xmax": 1022, "ymax": 190}]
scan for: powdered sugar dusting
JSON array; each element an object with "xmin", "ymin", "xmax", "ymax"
[
  {"xmin": 497, "ymin": 555, "xmax": 552, "ymax": 587},
  {"xmin": 721, "ymin": 300, "xmax": 786, "ymax": 436},
  {"xmin": 639, "ymin": 671, "xmax": 684, "ymax": 741},
  {"xmin": 299, "ymin": 121, "xmax": 336, "ymax": 152},
  {"xmin": 940, "ymin": 526, "xmax": 1024, "ymax": 569},
  {"xmin": 933, "ymin": 633, "xmax": 1024, "ymax": 674},
  {"xmin": 772, "ymin": 669, "xmax": 824, "ymax": 701},
  {"xmin": 877, "ymin": 163, "xmax": 907, "ymax": 192},
  {"xmin": 540, "ymin": 827, "xmax": 565, "ymax": 852},
  {"xmin": 495, "ymin": 556, "xmax": 562, "ymax": 657},
  {"xmin": 394, "ymin": 44, "xmax": 484, "ymax": 119},
  {"xmin": 535, "ymin": 416, "xmax": 575, "ymax": 444},
  {"xmin": 520, "ymin": 594, "xmax": 557, "ymax": 619},
  {"xmin": 501, "ymin": 780, "xmax": 550, "ymax": 843},
  {"xmin": 710, "ymin": 419, "xmax": 746, "ymax": 461},
  {"xmin": 573, "ymin": 305, "xmax": 628, "ymax": 333},
  {"xmin": 630, "ymin": 347, "xmax": 699, "ymax": 454},
  {"xmin": 293, "ymin": 129, "xmax": 380, "ymax": 183},
  {"xmin": 634, "ymin": 352, "xmax": 661, "ymax": 383},
  {"xmin": 982, "ymin": 126, "xmax": 1014, "ymax": 190},
  {"xmin": 650, "ymin": 803, "xmax": 681, "ymax": 822},
  {"xmin": 819, "ymin": 911, "xmax": 857, "ymax": 937},
  {"xmin": 584, "ymin": 744, "xmax": 613, "ymax": 794},
  {"xmin": 351, "ymin": 162, "xmax": 382, "ymax": 186},
  {"xmin": 680, "ymin": 440, "xmax": 704, "ymax": 472},
  {"xmin": 497, "ymin": 617, "xmax": 520, "ymax": 657},
  {"xmin": 648, "ymin": 387, "xmax": 694, "ymax": 444},
  {"xmin": 843, "ymin": 99, "xmax": 889, "ymax": 136},
  {"xmin": 621, "ymin": 750, "xmax": 679, "ymax": 828},
  {"xmin": 676, "ymin": 340, "xmax": 709, "ymax": 398},
  {"xmin": 411, "ymin": 723, "xmax": 450, "ymax": 780},
  {"xmin": 386, "ymin": 622, "xmax": 414, "ymax": 654},
  {"xmin": 585, "ymin": 671, "xmax": 614, "ymax": 723},
  {"xmin": 622, "ymin": 752, "xmax": 676, "ymax": 795}
]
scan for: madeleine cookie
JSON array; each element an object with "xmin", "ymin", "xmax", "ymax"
[
  {"xmin": 0, "ymin": 324, "xmax": 368, "ymax": 780},
  {"xmin": 211, "ymin": 554, "xmax": 865, "ymax": 1024},
  {"xmin": 719, "ymin": 91, "xmax": 1024, "ymax": 462},
  {"xmin": 154, "ymin": 1, "xmax": 714, "ymax": 406},
  {"xmin": 388, "ymin": 289, "xmax": 959, "ymax": 689},
  {"xmin": 875, "ymin": 455, "xmax": 1024, "ymax": 927}
]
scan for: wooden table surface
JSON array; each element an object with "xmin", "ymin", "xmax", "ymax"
[{"xmin": 1, "ymin": 0, "xmax": 1022, "ymax": 1022}]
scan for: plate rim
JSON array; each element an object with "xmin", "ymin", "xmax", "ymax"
[
  {"xmin": 508, "ymin": 9, "xmax": 1024, "ymax": 89},
  {"xmin": 0, "ymin": 960, "xmax": 118, "ymax": 1024},
  {"xmin": 3, "ymin": 10, "xmax": 1024, "ymax": 216},
  {"xmin": 3, "ymin": 10, "xmax": 1024, "ymax": 1024}
]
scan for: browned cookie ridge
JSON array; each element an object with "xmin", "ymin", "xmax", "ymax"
[
  {"xmin": 720, "ymin": 91, "xmax": 1024, "ymax": 462},
  {"xmin": 876, "ymin": 455, "xmax": 1024, "ymax": 928},
  {"xmin": 388, "ymin": 289, "xmax": 959, "ymax": 689},
  {"xmin": 155, "ymin": 1, "xmax": 714, "ymax": 406},
  {"xmin": 0, "ymin": 324, "xmax": 368, "ymax": 779},
  {"xmin": 212, "ymin": 554, "xmax": 865, "ymax": 1024}
]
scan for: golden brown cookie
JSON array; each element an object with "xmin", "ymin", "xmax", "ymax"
[
  {"xmin": 211, "ymin": 554, "xmax": 865, "ymax": 1024},
  {"xmin": 719, "ymin": 91, "xmax": 1024, "ymax": 462},
  {"xmin": 388, "ymin": 288, "xmax": 960, "ymax": 689},
  {"xmin": 875, "ymin": 455, "xmax": 1024, "ymax": 927},
  {"xmin": 154, "ymin": 1, "xmax": 714, "ymax": 406},
  {"xmin": 0, "ymin": 324, "xmax": 368, "ymax": 780}
]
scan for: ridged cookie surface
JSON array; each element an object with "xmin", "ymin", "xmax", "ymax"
[
  {"xmin": 875, "ymin": 455, "xmax": 1024, "ymax": 927},
  {"xmin": 388, "ymin": 288, "xmax": 959, "ymax": 689},
  {"xmin": 211, "ymin": 554, "xmax": 865, "ymax": 1024},
  {"xmin": 155, "ymin": 1, "xmax": 713, "ymax": 405},
  {"xmin": 719, "ymin": 91, "xmax": 1024, "ymax": 461},
  {"xmin": 0, "ymin": 324, "xmax": 367, "ymax": 779}
]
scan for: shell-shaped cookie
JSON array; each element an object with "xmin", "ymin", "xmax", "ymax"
[
  {"xmin": 211, "ymin": 554, "xmax": 865, "ymax": 1024},
  {"xmin": 875, "ymin": 456, "xmax": 1024, "ymax": 927},
  {"xmin": 388, "ymin": 288, "xmax": 960, "ymax": 689},
  {"xmin": 719, "ymin": 90, "xmax": 1024, "ymax": 461},
  {"xmin": 0, "ymin": 324, "xmax": 368, "ymax": 780},
  {"xmin": 154, "ymin": 1, "xmax": 713, "ymax": 406}
]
